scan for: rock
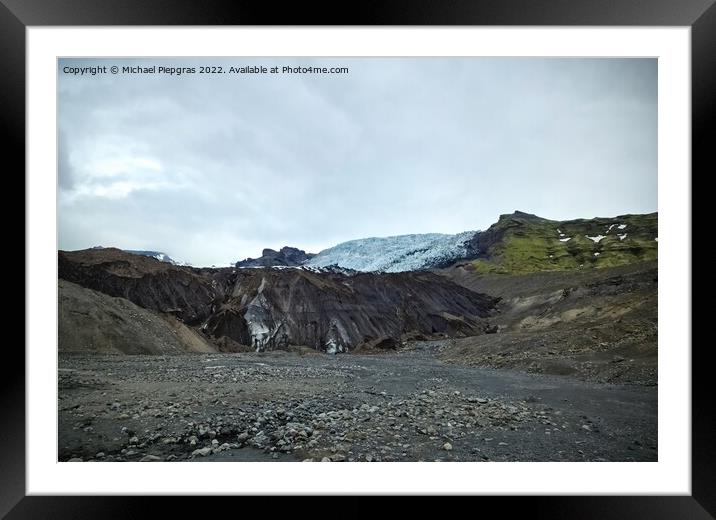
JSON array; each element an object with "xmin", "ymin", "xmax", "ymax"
[
  {"xmin": 443, "ymin": 442, "xmax": 453, "ymax": 451},
  {"xmin": 129, "ymin": 436, "xmax": 139, "ymax": 444},
  {"xmin": 139, "ymin": 455, "xmax": 162, "ymax": 462},
  {"xmin": 237, "ymin": 432, "xmax": 249, "ymax": 443},
  {"xmin": 67, "ymin": 457, "xmax": 83, "ymax": 462},
  {"xmin": 192, "ymin": 447, "xmax": 213, "ymax": 457},
  {"xmin": 95, "ymin": 452, "xmax": 105, "ymax": 459},
  {"xmin": 321, "ymin": 457, "xmax": 332, "ymax": 462}
]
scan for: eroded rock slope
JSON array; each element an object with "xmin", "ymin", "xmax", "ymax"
[{"xmin": 59, "ymin": 248, "xmax": 497, "ymax": 353}]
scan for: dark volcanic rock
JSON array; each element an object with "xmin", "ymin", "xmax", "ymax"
[
  {"xmin": 90, "ymin": 246, "xmax": 176, "ymax": 264},
  {"xmin": 58, "ymin": 248, "xmax": 235, "ymax": 325},
  {"xmin": 236, "ymin": 246, "xmax": 315, "ymax": 268},
  {"xmin": 204, "ymin": 268, "xmax": 497, "ymax": 353},
  {"xmin": 58, "ymin": 248, "xmax": 497, "ymax": 354}
]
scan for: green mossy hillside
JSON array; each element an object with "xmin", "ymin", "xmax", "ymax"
[{"xmin": 469, "ymin": 211, "xmax": 657, "ymax": 274}]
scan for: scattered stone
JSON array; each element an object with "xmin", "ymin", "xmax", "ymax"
[
  {"xmin": 139, "ymin": 455, "xmax": 162, "ymax": 462},
  {"xmin": 192, "ymin": 447, "xmax": 213, "ymax": 457}
]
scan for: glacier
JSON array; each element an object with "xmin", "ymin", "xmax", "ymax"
[{"xmin": 305, "ymin": 231, "xmax": 477, "ymax": 273}]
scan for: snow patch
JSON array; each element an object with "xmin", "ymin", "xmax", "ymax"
[
  {"xmin": 618, "ymin": 224, "xmax": 627, "ymax": 230},
  {"xmin": 618, "ymin": 233, "xmax": 627, "ymax": 241},
  {"xmin": 586, "ymin": 235, "xmax": 606, "ymax": 243},
  {"xmin": 655, "ymin": 237, "xmax": 658, "ymax": 242},
  {"xmin": 559, "ymin": 237, "xmax": 572, "ymax": 242},
  {"xmin": 607, "ymin": 224, "xmax": 616, "ymax": 233},
  {"xmin": 594, "ymin": 252, "xmax": 600, "ymax": 256}
]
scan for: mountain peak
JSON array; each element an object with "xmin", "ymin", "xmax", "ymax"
[
  {"xmin": 237, "ymin": 246, "xmax": 315, "ymax": 268},
  {"xmin": 499, "ymin": 210, "xmax": 548, "ymax": 222}
]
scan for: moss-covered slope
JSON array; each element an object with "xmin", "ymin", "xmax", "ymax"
[{"xmin": 467, "ymin": 211, "xmax": 657, "ymax": 274}]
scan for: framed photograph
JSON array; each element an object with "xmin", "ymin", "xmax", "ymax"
[{"xmin": 8, "ymin": 0, "xmax": 709, "ymax": 514}]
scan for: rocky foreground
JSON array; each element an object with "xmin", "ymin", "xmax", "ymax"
[{"xmin": 59, "ymin": 343, "xmax": 657, "ymax": 462}]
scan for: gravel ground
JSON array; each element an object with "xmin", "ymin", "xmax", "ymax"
[{"xmin": 58, "ymin": 341, "xmax": 657, "ymax": 462}]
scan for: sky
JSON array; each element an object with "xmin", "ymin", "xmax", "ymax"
[{"xmin": 58, "ymin": 57, "xmax": 657, "ymax": 266}]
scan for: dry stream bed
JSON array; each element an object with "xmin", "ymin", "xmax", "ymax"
[{"xmin": 59, "ymin": 341, "xmax": 657, "ymax": 462}]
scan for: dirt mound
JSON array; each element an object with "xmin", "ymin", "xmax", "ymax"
[
  {"xmin": 59, "ymin": 280, "xmax": 217, "ymax": 355},
  {"xmin": 436, "ymin": 261, "xmax": 657, "ymax": 384}
]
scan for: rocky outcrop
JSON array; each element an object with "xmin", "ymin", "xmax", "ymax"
[
  {"xmin": 58, "ymin": 248, "xmax": 234, "ymax": 325},
  {"xmin": 59, "ymin": 248, "xmax": 497, "ymax": 354},
  {"xmin": 203, "ymin": 268, "xmax": 496, "ymax": 353},
  {"xmin": 236, "ymin": 246, "xmax": 315, "ymax": 268}
]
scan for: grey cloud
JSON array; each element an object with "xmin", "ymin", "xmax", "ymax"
[{"xmin": 58, "ymin": 57, "xmax": 657, "ymax": 266}]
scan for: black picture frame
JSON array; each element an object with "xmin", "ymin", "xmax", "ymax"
[{"xmin": 6, "ymin": 0, "xmax": 709, "ymax": 515}]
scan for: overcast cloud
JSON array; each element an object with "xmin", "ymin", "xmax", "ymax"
[{"xmin": 58, "ymin": 58, "xmax": 657, "ymax": 266}]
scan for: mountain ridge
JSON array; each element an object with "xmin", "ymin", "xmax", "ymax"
[
  {"xmin": 232, "ymin": 211, "xmax": 657, "ymax": 274},
  {"xmin": 59, "ymin": 247, "xmax": 497, "ymax": 354}
]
